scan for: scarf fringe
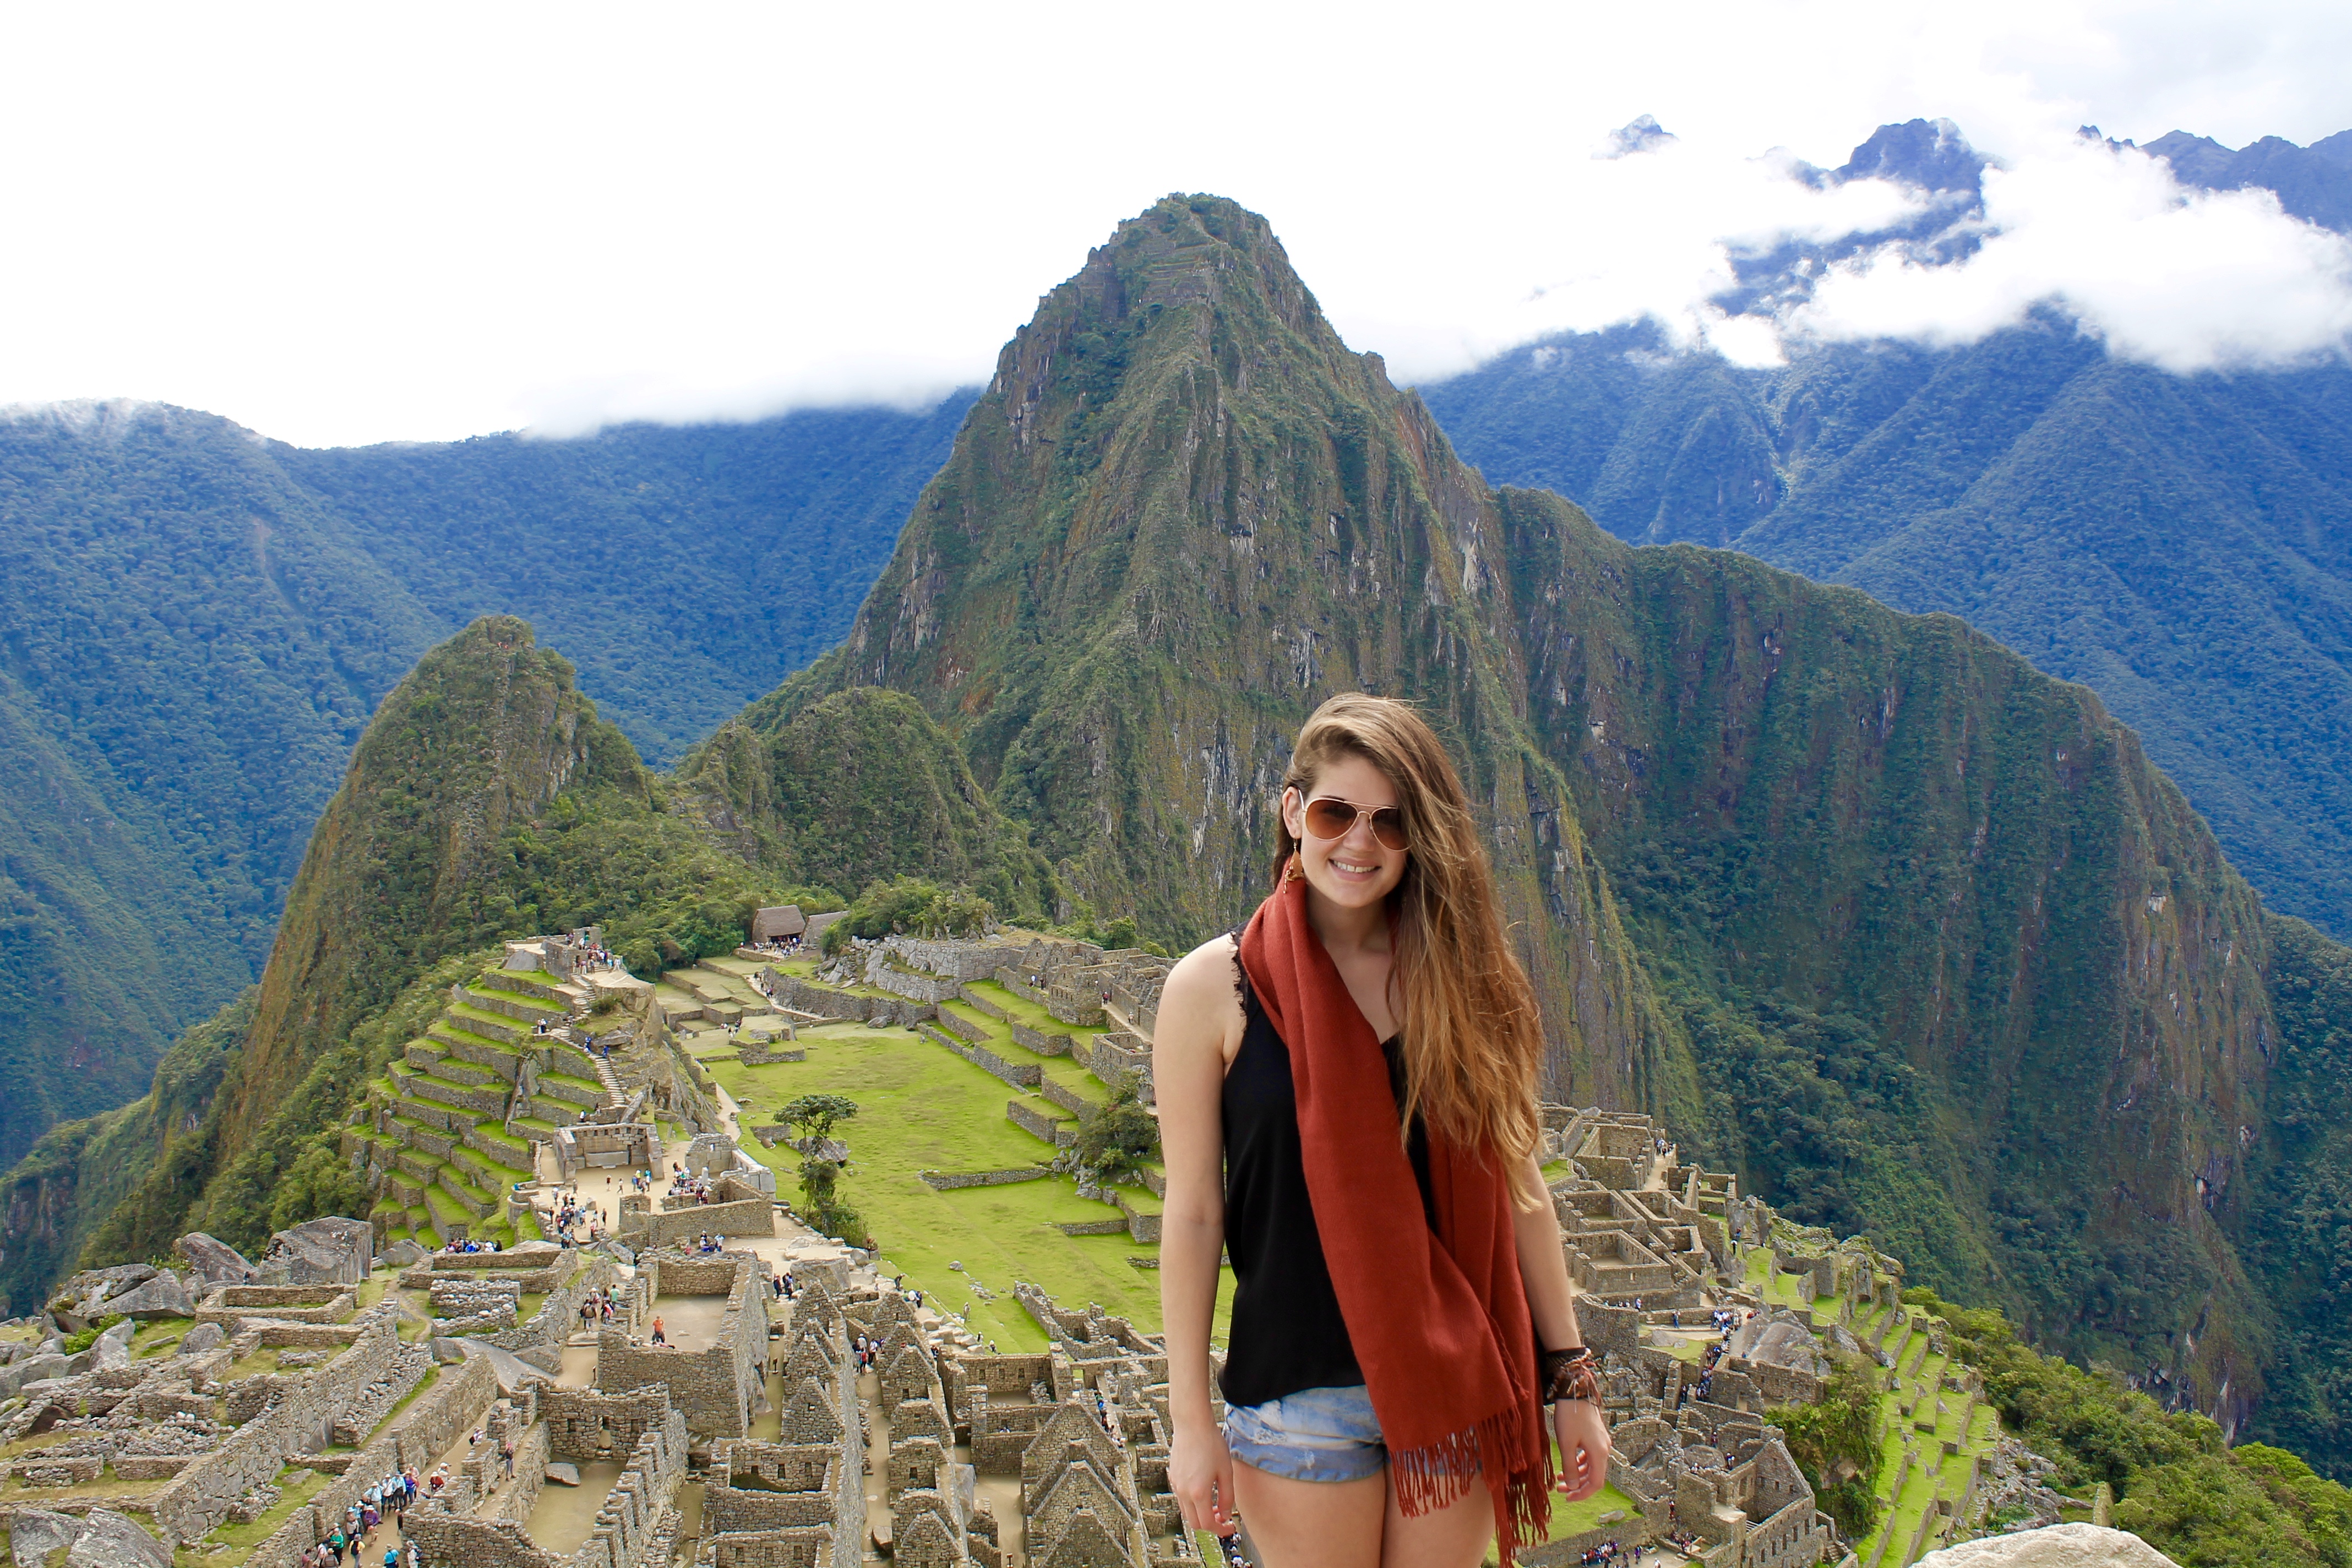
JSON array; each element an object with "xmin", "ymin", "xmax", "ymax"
[{"xmin": 1390, "ymin": 1407, "xmax": 1557, "ymax": 1566}]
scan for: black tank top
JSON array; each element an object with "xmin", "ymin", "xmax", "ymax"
[{"xmin": 1219, "ymin": 948, "xmax": 1435, "ymax": 1409}]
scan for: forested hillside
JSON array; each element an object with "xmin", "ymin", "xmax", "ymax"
[
  {"xmin": 1420, "ymin": 126, "xmax": 2352, "ymax": 940},
  {"xmin": 0, "ymin": 396, "xmax": 967, "ymax": 1172}
]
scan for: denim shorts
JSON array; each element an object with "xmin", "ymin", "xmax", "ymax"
[{"xmin": 1224, "ymin": 1384, "xmax": 1387, "ymax": 1483}]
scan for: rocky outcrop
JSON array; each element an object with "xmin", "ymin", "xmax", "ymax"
[
  {"xmin": 5, "ymin": 1507, "xmax": 172, "ymax": 1568},
  {"xmin": 1917, "ymin": 1525, "xmax": 2180, "ymax": 1568},
  {"xmin": 175, "ymin": 1233, "xmax": 257, "ymax": 1288}
]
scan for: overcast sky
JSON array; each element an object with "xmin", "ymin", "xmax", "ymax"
[{"xmin": 1, "ymin": 1, "xmax": 2347, "ymax": 448}]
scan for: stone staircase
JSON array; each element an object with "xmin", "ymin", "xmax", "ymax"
[{"xmin": 587, "ymin": 1048, "xmax": 627, "ymax": 1109}]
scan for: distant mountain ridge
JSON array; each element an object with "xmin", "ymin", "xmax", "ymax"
[
  {"xmin": 1420, "ymin": 121, "xmax": 2352, "ymax": 939},
  {"xmin": 0, "ymin": 396, "xmax": 969, "ymax": 1173}
]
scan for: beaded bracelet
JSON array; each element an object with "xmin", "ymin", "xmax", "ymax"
[{"xmin": 1538, "ymin": 1345, "xmax": 1600, "ymax": 1404}]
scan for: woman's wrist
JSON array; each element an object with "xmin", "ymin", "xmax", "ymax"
[{"xmin": 1537, "ymin": 1344, "xmax": 1602, "ymax": 1404}]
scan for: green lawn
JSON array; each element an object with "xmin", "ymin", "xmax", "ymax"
[{"xmin": 707, "ymin": 1023, "xmax": 1230, "ymax": 1351}]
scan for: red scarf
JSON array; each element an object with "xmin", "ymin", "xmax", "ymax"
[{"xmin": 1239, "ymin": 872, "xmax": 1554, "ymax": 1560}]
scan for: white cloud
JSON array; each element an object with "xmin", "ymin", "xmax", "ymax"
[
  {"xmin": 0, "ymin": 0, "xmax": 2344, "ymax": 444},
  {"xmin": 1787, "ymin": 138, "xmax": 2352, "ymax": 371}
]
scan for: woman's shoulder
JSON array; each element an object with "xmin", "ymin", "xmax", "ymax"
[{"xmin": 1158, "ymin": 930, "xmax": 1246, "ymax": 1036}]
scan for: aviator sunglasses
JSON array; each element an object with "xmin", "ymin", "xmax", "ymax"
[{"xmin": 1299, "ymin": 795, "xmax": 1409, "ymax": 851}]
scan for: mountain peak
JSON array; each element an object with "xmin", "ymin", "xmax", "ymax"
[{"xmin": 1836, "ymin": 117, "xmax": 1985, "ymax": 197}]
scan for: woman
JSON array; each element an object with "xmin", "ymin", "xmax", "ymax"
[{"xmin": 1160, "ymin": 694, "xmax": 1611, "ymax": 1567}]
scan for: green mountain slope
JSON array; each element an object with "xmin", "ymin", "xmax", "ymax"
[
  {"xmin": 755, "ymin": 194, "xmax": 2282, "ymax": 1419},
  {"xmin": 2233, "ymin": 915, "xmax": 2352, "ymax": 1477},
  {"xmin": 1422, "ymin": 326, "xmax": 2352, "ymax": 943},
  {"xmin": 0, "ymin": 396, "xmax": 966, "ymax": 1173}
]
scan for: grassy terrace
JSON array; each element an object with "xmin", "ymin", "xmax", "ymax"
[{"xmin": 697, "ymin": 1020, "xmax": 1227, "ymax": 1353}]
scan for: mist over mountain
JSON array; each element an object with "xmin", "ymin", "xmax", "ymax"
[{"xmin": 1422, "ymin": 121, "xmax": 2352, "ymax": 941}]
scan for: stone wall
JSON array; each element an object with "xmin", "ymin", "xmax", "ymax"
[
  {"xmin": 629, "ymin": 1196, "xmax": 775, "ymax": 1250},
  {"xmin": 1005, "ymin": 1101, "xmax": 1074, "ymax": 1146},
  {"xmin": 918, "ymin": 1023, "xmax": 1042, "ymax": 1088},
  {"xmin": 934, "ymin": 1007, "xmax": 990, "ymax": 1045},
  {"xmin": 917, "ymin": 1168, "xmax": 1050, "ymax": 1191},
  {"xmin": 1010, "ymin": 1020, "xmax": 1076, "ymax": 1056},
  {"xmin": 542, "ymin": 1386, "xmax": 676, "ymax": 1460},
  {"xmin": 1037, "ymin": 1076, "xmax": 1095, "ymax": 1119}
]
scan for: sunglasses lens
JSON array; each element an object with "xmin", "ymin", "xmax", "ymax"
[
  {"xmin": 1369, "ymin": 810, "xmax": 1407, "ymax": 851},
  {"xmin": 1303, "ymin": 798, "xmax": 1357, "ymax": 840}
]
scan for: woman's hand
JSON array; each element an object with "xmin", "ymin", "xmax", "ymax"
[
  {"xmin": 1169, "ymin": 1422, "xmax": 1239, "ymax": 1539},
  {"xmin": 1553, "ymin": 1400, "xmax": 1612, "ymax": 1501}
]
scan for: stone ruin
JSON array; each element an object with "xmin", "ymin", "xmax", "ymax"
[
  {"xmin": 693, "ymin": 1272, "xmax": 1194, "ymax": 1568},
  {"xmin": 0, "ymin": 1226, "xmax": 485, "ymax": 1565}
]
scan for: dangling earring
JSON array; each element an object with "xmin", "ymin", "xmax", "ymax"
[{"xmin": 1284, "ymin": 853, "xmax": 1304, "ymax": 884}]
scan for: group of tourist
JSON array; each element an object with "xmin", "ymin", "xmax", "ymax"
[
  {"xmin": 667, "ymin": 1172, "xmax": 721, "ymax": 1203},
  {"xmin": 1577, "ymin": 1539, "xmax": 1643, "ymax": 1567},
  {"xmin": 576, "ymin": 1286, "xmax": 624, "ymax": 1332},
  {"xmin": 301, "ymin": 1467, "xmax": 421, "ymax": 1567},
  {"xmin": 551, "ymin": 1189, "xmax": 603, "ymax": 1245},
  {"xmin": 438, "ymin": 1237, "xmax": 502, "ymax": 1255},
  {"xmin": 688, "ymin": 1232, "xmax": 727, "ymax": 1254}
]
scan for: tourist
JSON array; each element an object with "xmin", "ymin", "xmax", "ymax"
[
  {"xmin": 651, "ymin": 1315, "xmax": 667, "ymax": 1346},
  {"xmin": 1155, "ymin": 694, "xmax": 1610, "ymax": 1566}
]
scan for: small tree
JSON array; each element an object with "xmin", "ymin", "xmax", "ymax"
[
  {"xmin": 774, "ymin": 1093, "xmax": 860, "ymax": 1141},
  {"xmin": 1072, "ymin": 1076, "xmax": 1161, "ymax": 1188},
  {"xmin": 775, "ymin": 1095, "xmax": 865, "ymax": 1243}
]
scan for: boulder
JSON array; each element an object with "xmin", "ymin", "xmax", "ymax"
[
  {"xmin": 544, "ymin": 1461, "xmax": 581, "ymax": 1486},
  {"xmin": 178, "ymin": 1321, "xmax": 227, "ymax": 1354},
  {"xmin": 7, "ymin": 1510, "xmax": 171, "ymax": 1568},
  {"xmin": 9, "ymin": 1508, "xmax": 79, "ymax": 1568},
  {"xmin": 256, "ymin": 1217, "xmax": 373, "ymax": 1286},
  {"xmin": 0, "ymin": 1351, "xmax": 70, "ymax": 1397},
  {"xmin": 384, "ymin": 1238, "xmax": 429, "ymax": 1268},
  {"xmin": 429, "ymin": 1337, "xmax": 469, "ymax": 1365},
  {"xmin": 91, "ymin": 1318, "xmax": 137, "ymax": 1370},
  {"xmin": 62, "ymin": 1510, "xmax": 172, "ymax": 1568},
  {"xmin": 1917, "ymin": 1526, "xmax": 2180, "ymax": 1568},
  {"xmin": 102, "ymin": 1272, "xmax": 193, "ymax": 1321},
  {"xmin": 175, "ymin": 1233, "xmax": 257, "ymax": 1288},
  {"xmin": 444, "ymin": 1337, "xmax": 556, "ymax": 1396}
]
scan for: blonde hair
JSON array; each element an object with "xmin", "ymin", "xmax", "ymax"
[{"xmin": 1278, "ymin": 693, "xmax": 1545, "ymax": 1177}]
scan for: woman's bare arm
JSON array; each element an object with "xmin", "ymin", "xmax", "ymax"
[
  {"xmin": 1157, "ymin": 935, "xmax": 1246, "ymax": 1537},
  {"xmin": 1514, "ymin": 1153, "xmax": 1611, "ymax": 1499}
]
